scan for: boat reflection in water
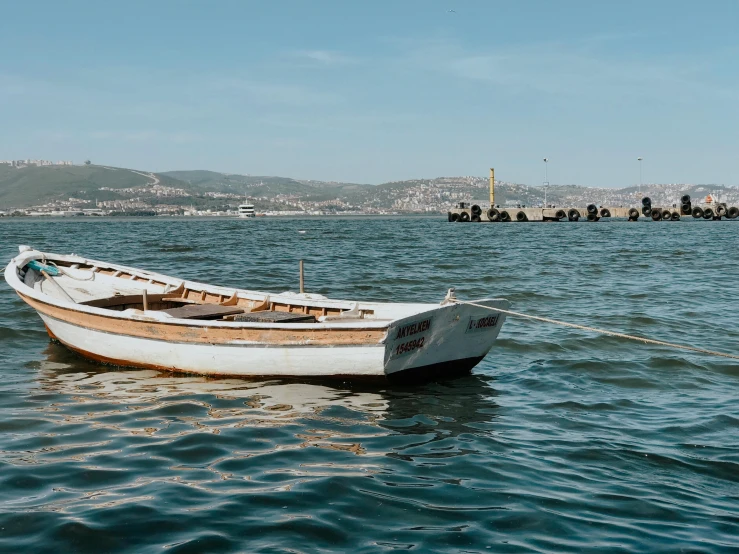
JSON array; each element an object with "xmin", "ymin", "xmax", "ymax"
[
  {"xmin": 36, "ymin": 345, "xmax": 389, "ymax": 416},
  {"xmin": 16, "ymin": 343, "xmax": 508, "ymax": 552},
  {"xmin": 35, "ymin": 341, "xmax": 501, "ymax": 442}
]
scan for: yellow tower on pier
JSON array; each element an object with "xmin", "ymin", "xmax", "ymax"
[{"xmin": 489, "ymin": 168, "xmax": 495, "ymax": 207}]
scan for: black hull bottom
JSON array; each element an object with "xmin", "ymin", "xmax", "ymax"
[{"xmin": 386, "ymin": 356, "xmax": 485, "ymax": 384}]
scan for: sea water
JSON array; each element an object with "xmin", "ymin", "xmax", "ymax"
[{"xmin": 1, "ymin": 216, "xmax": 738, "ymax": 552}]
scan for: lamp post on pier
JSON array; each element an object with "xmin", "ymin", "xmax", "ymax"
[
  {"xmin": 543, "ymin": 158, "xmax": 549, "ymax": 207},
  {"xmin": 637, "ymin": 157, "xmax": 643, "ymax": 197}
]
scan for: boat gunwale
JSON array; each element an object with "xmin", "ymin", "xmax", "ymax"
[
  {"xmin": 6, "ymin": 249, "xmax": 440, "ymax": 331},
  {"xmin": 37, "ymin": 308, "xmax": 388, "ymax": 347}
]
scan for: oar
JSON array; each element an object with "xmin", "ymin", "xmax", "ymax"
[{"xmin": 40, "ymin": 270, "xmax": 76, "ymax": 303}]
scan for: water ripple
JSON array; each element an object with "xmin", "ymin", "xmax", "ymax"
[{"xmin": 1, "ymin": 216, "xmax": 738, "ymax": 552}]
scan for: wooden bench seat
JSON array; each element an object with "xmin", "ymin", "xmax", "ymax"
[
  {"xmin": 160, "ymin": 304, "xmax": 245, "ymax": 320},
  {"xmin": 232, "ymin": 311, "xmax": 316, "ymax": 323}
]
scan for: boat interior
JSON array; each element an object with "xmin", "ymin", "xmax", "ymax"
[{"xmin": 20, "ymin": 257, "xmax": 395, "ymax": 324}]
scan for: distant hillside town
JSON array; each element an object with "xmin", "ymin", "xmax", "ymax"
[
  {"xmin": 1, "ymin": 159, "xmax": 74, "ymax": 168},
  {"xmin": 0, "ymin": 161, "xmax": 737, "ymax": 217}
]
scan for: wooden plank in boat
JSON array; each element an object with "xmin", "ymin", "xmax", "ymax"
[
  {"xmin": 83, "ymin": 293, "xmax": 167, "ymax": 307},
  {"xmin": 83, "ymin": 294, "xmax": 195, "ymax": 308},
  {"xmin": 161, "ymin": 304, "xmax": 245, "ymax": 320},
  {"xmin": 233, "ymin": 311, "xmax": 317, "ymax": 323}
]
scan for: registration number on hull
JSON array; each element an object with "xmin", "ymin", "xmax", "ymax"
[
  {"xmin": 465, "ymin": 314, "xmax": 500, "ymax": 333},
  {"xmin": 394, "ymin": 336, "xmax": 425, "ymax": 357},
  {"xmin": 390, "ymin": 317, "xmax": 432, "ymax": 358}
]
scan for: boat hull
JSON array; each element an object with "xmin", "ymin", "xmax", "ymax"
[
  {"xmin": 6, "ymin": 247, "xmax": 509, "ymax": 383},
  {"xmin": 43, "ymin": 314, "xmax": 484, "ymax": 382},
  {"xmin": 41, "ymin": 313, "xmax": 387, "ymax": 378},
  {"xmin": 37, "ymin": 298, "xmax": 505, "ymax": 382}
]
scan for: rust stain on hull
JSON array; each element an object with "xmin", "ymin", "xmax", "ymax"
[{"xmin": 43, "ymin": 322, "xmax": 58, "ymax": 340}]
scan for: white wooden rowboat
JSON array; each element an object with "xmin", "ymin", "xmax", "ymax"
[{"xmin": 5, "ymin": 246, "xmax": 508, "ymax": 383}]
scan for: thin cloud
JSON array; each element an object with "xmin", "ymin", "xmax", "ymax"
[
  {"xmin": 210, "ymin": 78, "xmax": 343, "ymax": 106},
  {"xmin": 395, "ymin": 37, "xmax": 739, "ymax": 101},
  {"xmin": 88, "ymin": 130, "xmax": 201, "ymax": 143},
  {"xmin": 0, "ymin": 73, "xmax": 63, "ymax": 98},
  {"xmin": 0, "ymin": 74, "xmax": 27, "ymax": 96},
  {"xmin": 258, "ymin": 111, "xmax": 422, "ymax": 131},
  {"xmin": 291, "ymin": 49, "xmax": 358, "ymax": 66}
]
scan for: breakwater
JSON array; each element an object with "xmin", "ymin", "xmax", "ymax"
[{"xmin": 449, "ymin": 195, "xmax": 739, "ymax": 223}]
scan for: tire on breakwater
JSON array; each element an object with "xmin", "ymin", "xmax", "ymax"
[
  {"xmin": 651, "ymin": 208, "xmax": 662, "ymax": 221},
  {"xmin": 728, "ymin": 206, "xmax": 739, "ymax": 219},
  {"xmin": 671, "ymin": 212, "xmax": 680, "ymax": 221},
  {"xmin": 499, "ymin": 210, "xmax": 511, "ymax": 222},
  {"xmin": 555, "ymin": 209, "xmax": 566, "ymax": 220},
  {"xmin": 692, "ymin": 207, "xmax": 703, "ymax": 218},
  {"xmin": 681, "ymin": 194, "xmax": 691, "ymax": 204},
  {"xmin": 681, "ymin": 203, "xmax": 692, "ymax": 215},
  {"xmin": 716, "ymin": 204, "xmax": 728, "ymax": 217},
  {"xmin": 568, "ymin": 209, "xmax": 580, "ymax": 222},
  {"xmin": 599, "ymin": 208, "xmax": 611, "ymax": 218},
  {"xmin": 447, "ymin": 212, "xmax": 453, "ymax": 222},
  {"xmin": 458, "ymin": 212, "xmax": 470, "ymax": 222},
  {"xmin": 642, "ymin": 197, "xmax": 652, "ymax": 207},
  {"xmin": 450, "ymin": 212, "xmax": 460, "ymax": 222},
  {"xmin": 587, "ymin": 204, "xmax": 598, "ymax": 215},
  {"xmin": 471, "ymin": 204, "xmax": 482, "ymax": 217},
  {"xmin": 661, "ymin": 210, "xmax": 672, "ymax": 221},
  {"xmin": 487, "ymin": 208, "xmax": 500, "ymax": 221},
  {"xmin": 586, "ymin": 213, "xmax": 599, "ymax": 222},
  {"xmin": 515, "ymin": 211, "xmax": 528, "ymax": 222},
  {"xmin": 703, "ymin": 208, "xmax": 714, "ymax": 219},
  {"xmin": 628, "ymin": 208, "xmax": 640, "ymax": 220},
  {"xmin": 471, "ymin": 214, "xmax": 481, "ymax": 222}
]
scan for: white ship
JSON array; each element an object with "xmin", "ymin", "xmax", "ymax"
[{"xmin": 237, "ymin": 203, "xmax": 255, "ymax": 218}]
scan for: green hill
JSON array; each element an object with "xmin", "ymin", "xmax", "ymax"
[
  {"xmin": 5, "ymin": 164, "xmax": 734, "ymax": 213},
  {"xmin": 161, "ymin": 170, "xmax": 371, "ymax": 197},
  {"xmin": 0, "ymin": 165, "xmax": 373, "ymax": 209},
  {"xmin": 161, "ymin": 170, "xmax": 310, "ymax": 194},
  {"xmin": 0, "ymin": 165, "xmax": 191, "ymax": 208},
  {"xmin": 159, "ymin": 170, "xmax": 229, "ymax": 187}
]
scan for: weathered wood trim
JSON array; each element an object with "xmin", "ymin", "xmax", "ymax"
[
  {"xmin": 82, "ymin": 293, "xmax": 168, "ymax": 308},
  {"xmin": 248, "ymin": 298, "xmax": 270, "ymax": 312},
  {"xmin": 20, "ymin": 292, "xmax": 386, "ymax": 346},
  {"xmin": 165, "ymin": 282, "xmax": 185, "ymax": 296},
  {"xmin": 219, "ymin": 291, "xmax": 239, "ymax": 306}
]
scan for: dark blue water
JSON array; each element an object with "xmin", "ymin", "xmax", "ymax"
[{"xmin": 1, "ymin": 216, "xmax": 738, "ymax": 553}]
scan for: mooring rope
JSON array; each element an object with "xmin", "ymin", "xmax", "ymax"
[{"xmin": 460, "ymin": 300, "xmax": 739, "ymax": 361}]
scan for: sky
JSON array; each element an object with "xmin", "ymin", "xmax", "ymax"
[{"xmin": 1, "ymin": 0, "xmax": 738, "ymax": 187}]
